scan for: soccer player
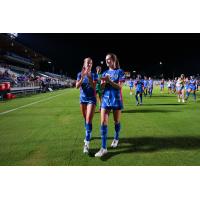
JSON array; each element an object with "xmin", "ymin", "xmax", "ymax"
[
  {"xmin": 171, "ymin": 79, "xmax": 176, "ymax": 94},
  {"xmin": 96, "ymin": 66, "xmax": 102, "ymax": 111},
  {"xmin": 176, "ymin": 74, "xmax": 185, "ymax": 103},
  {"xmin": 143, "ymin": 76, "xmax": 148, "ymax": 97},
  {"xmin": 134, "ymin": 74, "xmax": 144, "ymax": 105},
  {"xmin": 185, "ymin": 75, "xmax": 197, "ymax": 102},
  {"xmin": 160, "ymin": 78, "xmax": 165, "ymax": 93},
  {"xmin": 76, "ymin": 57, "xmax": 97, "ymax": 154},
  {"xmin": 167, "ymin": 79, "xmax": 172, "ymax": 94},
  {"xmin": 95, "ymin": 53, "xmax": 125, "ymax": 157},
  {"xmin": 128, "ymin": 78, "xmax": 134, "ymax": 95},
  {"xmin": 148, "ymin": 76, "xmax": 153, "ymax": 97}
]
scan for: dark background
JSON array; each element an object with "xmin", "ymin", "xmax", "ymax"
[{"xmin": 16, "ymin": 33, "xmax": 200, "ymax": 79}]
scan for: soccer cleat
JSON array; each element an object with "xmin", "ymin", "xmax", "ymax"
[
  {"xmin": 95, "ymin": 148, "xmax": 108, "ymax": 157},
  {"xmin": 111, "ymin": 139, "xmax": 119, "ymax": 148},
  {"xmin": 83, "ymin": 144, "xmax": 89, "ymax": 154},
  {"xmin": 136, "ymin": 101, "xmax": 139, "ymax": 106},
  {"xmin": 140, "ymin": 102, "xmax": 143, "ymax": 106},
  {"xmin": 182, "ymin": 99, "xmax": 185, "ymax": 103},
  {"xmin": 178, "ymin": 99, "xmax": 181, "ymax": 103}
]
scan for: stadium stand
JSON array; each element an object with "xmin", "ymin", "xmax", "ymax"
[{"xmin": 0, "ymin": 34, "xmax": 75, "ymax": 100}]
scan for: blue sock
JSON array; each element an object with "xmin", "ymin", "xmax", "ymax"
[
  {"xmin": 114, "ymin": 123, "xmax": 121, "ymax": 140},
  {"xmin": 186, "ymin": 91, "xmax": 189, "ymax": 98},
  {"xmin": 140, "ymin": 94, "xmax": 142, "ymax": 103},
  {"xmin": 85, "ymin": 123, "xmax": 92, "ymax": 142},
  {"xmin": 101, "ymin": 125, "xmax": 108, "ymax": 149},
  {"xmin": 135, "ymin": 94, "xmax": 138, "ymax": 102},
  {"xmin": 193, "ymin": 93, "xmax": 196, "ymax": 101}
]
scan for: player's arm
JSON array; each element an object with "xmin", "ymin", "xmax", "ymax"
[
  {"xmin": 76, "ymin": 77, "xmax": 83, "ymax": 89},
  {"xmin": 100, "ymin": 78, "xmax": 106, "ymax": 90},
  {"xmin": 106, "ymin": 77, "xmax": 122, "ymax": 90},
  {"xmin": 76, "ymin": 68, "xmax": 86, "ymax": 89}
]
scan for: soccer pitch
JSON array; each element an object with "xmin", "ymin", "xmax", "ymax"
[{"xmin": 0, "ymin": 87, "xmax": 200, "ymax": 166}]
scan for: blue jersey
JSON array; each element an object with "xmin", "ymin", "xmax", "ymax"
[
  {"xmin": 101, "ymin": 68, "xmax": 125, "ymax": 110},
  {"xmin": 148, "ymin": 80, "xmax": 153, "ymax": 88},
  {"xmin": 134, "ymin": 79, "xmax": 144, "ymax": 92},
  {"xmin": 77, "ymin": 72, "xmax": 98, "ymax": 104},
  {"xmin": 129, "ymin": 80, "xmax": 134, "ymax": 87},
  {"xmin": 189, "ymin": 79, "xmax": 196, "ymax": 90},
  {"xmin": 143, "ymin": 80, "xmax": 148, "ymax": 88}
]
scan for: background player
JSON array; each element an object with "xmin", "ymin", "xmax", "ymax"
[
  {"xmin": 128, "ymin": 78, "xmax": 134, "ymax": 95},
  {"xmin": 96, "ymin": 66, "xmax": 102, "ymax": 111},
  {"xmin": 148, "ymin": 76, "xmax": 153, "ymax": 97},
  {"xmin": 143, "ymin": 76, "xmax": 148, "ymax": 97},
  {"xmin": 134, "ymin": 74, "xmax": 144, "ymax": 105},
  {"xmin": 176, "ymin": 74, "xmax": 185, "ymax": 103},
  {"xmin": 185, "ymin": 75, "xmax": 197, "ymax": 102}
]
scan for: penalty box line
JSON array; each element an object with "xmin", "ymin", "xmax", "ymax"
[{"xmin": 0, "ymin": 92, "xmax": 67, "ymax": 115}]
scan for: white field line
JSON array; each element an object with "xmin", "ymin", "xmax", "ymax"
[{"xmin": 0, "ymin": 92, "xmax": 67, "ymax": 115}]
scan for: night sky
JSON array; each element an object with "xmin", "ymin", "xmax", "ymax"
[{"xmin": 16, "ymin": 33, "xmax": 200, "ymax": 79}]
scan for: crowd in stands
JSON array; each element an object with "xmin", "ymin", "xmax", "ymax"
[{"xmin": 0, "ymin": 63, "xmax": 76, "ymax": 91}]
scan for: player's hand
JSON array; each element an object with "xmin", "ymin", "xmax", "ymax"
[
  {"xmin": 81, "ymin": 67, "xmax": 87, "ymax": 78},
  {"xmin": 104, "ymin": 75, "xmax": 111, "ymax": 83}
]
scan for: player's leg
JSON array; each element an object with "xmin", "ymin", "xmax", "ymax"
[
  {"xmin": 83, "ymin": 103, "xmax": 96, "ymax": 153},
  {"xmin": 135, "ymin": 91, "xmax": 139, "ymax": 105},
  {"xmin": 111, "ymin": 109, "xmax": 121, "ymax": 148},
  {"xmin": 192, "ymin": 90, "xmax": 196, "ymax": 101},
  {"xmin": 139, "ymin": 92, "xmax": 143, "ymax": 105},
  {"xmin": 95, "ymin": 108, "xmax": 110, "ymax": 157},
  {"xmin": 185, "ymin": 88, "xmax": 191, "ymax": 101},
  {"xmin": 85, "ymin": 103, "xmax": 96, "ymax": 140},
  {"xmin": 181, "ymin": 88, "xmax": 185, "ymax": 102},
  {"xmin": 80, "ymin": 104, "xmax": 87, "ymax": 128}
]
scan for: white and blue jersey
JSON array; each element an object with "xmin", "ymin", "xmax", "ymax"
[
  {"xmin": 148, "ymin": 79, "xmax": 153, "ymax": 88},
  {"xmin": 134, "ymin": 79, "xmax": 144, "ymax": 93},
  {"xmin": 189, "ymin": 79, "xmax": 196, "ymax": 91},
  {"xmin": 101, "ymin": 69, "xmax": 125, "ymax": 110},
  {"xmin": 143, "ymin": 80, "xmax": 148, "ymax": 88},
  {"xmin": 160, "ymin": 80, "xmax": 164, "ymax": 88},
  {"xmin": 77, "ymin": 72, "xmax": 98, "ymax": 105},
  {"xmin": 129, "ymin": 80, "xmax": 134, "ymax": 88}
]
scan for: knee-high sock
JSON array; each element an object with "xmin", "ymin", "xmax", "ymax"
[
  {"xmin": 135, "ymin": 94, "xmax": 139, "ymax": 102},
  {"xmin": 101, "ymin": 125, "xmax": 108, "ymax": 149},
  {"xmin": 193, "ymin": 93, "xmax": 196, "ymax": 101},
  {"xmin": 85, "ymin": 123, "xmax": 92, "ymax": 142},
  {"xmin": 186, "ymin": 91, "xmax": 190, "ymax": 98},
  {"xmin": 114, "ymin": 123, "xmax": 121, "ymax": 140},
  {"xmin": 140, "ymin": 94, "xmax": 142, "ymax": 103}
]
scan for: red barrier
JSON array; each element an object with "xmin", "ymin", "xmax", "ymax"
[
  {"xmin": 0, "ymin": 84, "xmax": 6, "ymax": 91},
  {"xmin": 3, "ymin": 82, "xmax": 11, "ymax": 90},
  {"xmin": 11, "ymin": 94, "xmax": 16, "ymax": 99},
  {"xmin": 5, "ymin": 93, "xmax": 12, "ymax": 99}
]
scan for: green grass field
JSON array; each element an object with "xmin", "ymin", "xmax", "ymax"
[{"xmin": 0, "ymin": 87, "xmax": 200, "ymax": 166}]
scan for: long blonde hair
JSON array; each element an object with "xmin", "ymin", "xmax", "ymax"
[
  {"xmin": 106, "ymin": 53, "xmax": 120, "ymax": 69},
  {"xmin": 83, "ymin": 57, "xmax": 92, "ymax": 69}
]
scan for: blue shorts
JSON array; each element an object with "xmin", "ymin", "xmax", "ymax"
[
  {"xmin": 135, "ymin": 89, "xmax": 143, "ymax": 94},
  {"xmin": 189, "ymin": 86, "xmax": 196, "ymax": 91},
  {"xmin": 101, "ymin": 96, "xmax": 123, "ymax": 110},
  {"xmin": 80, "ymin": 96, "xmax": 96, "ymax": 105}
]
